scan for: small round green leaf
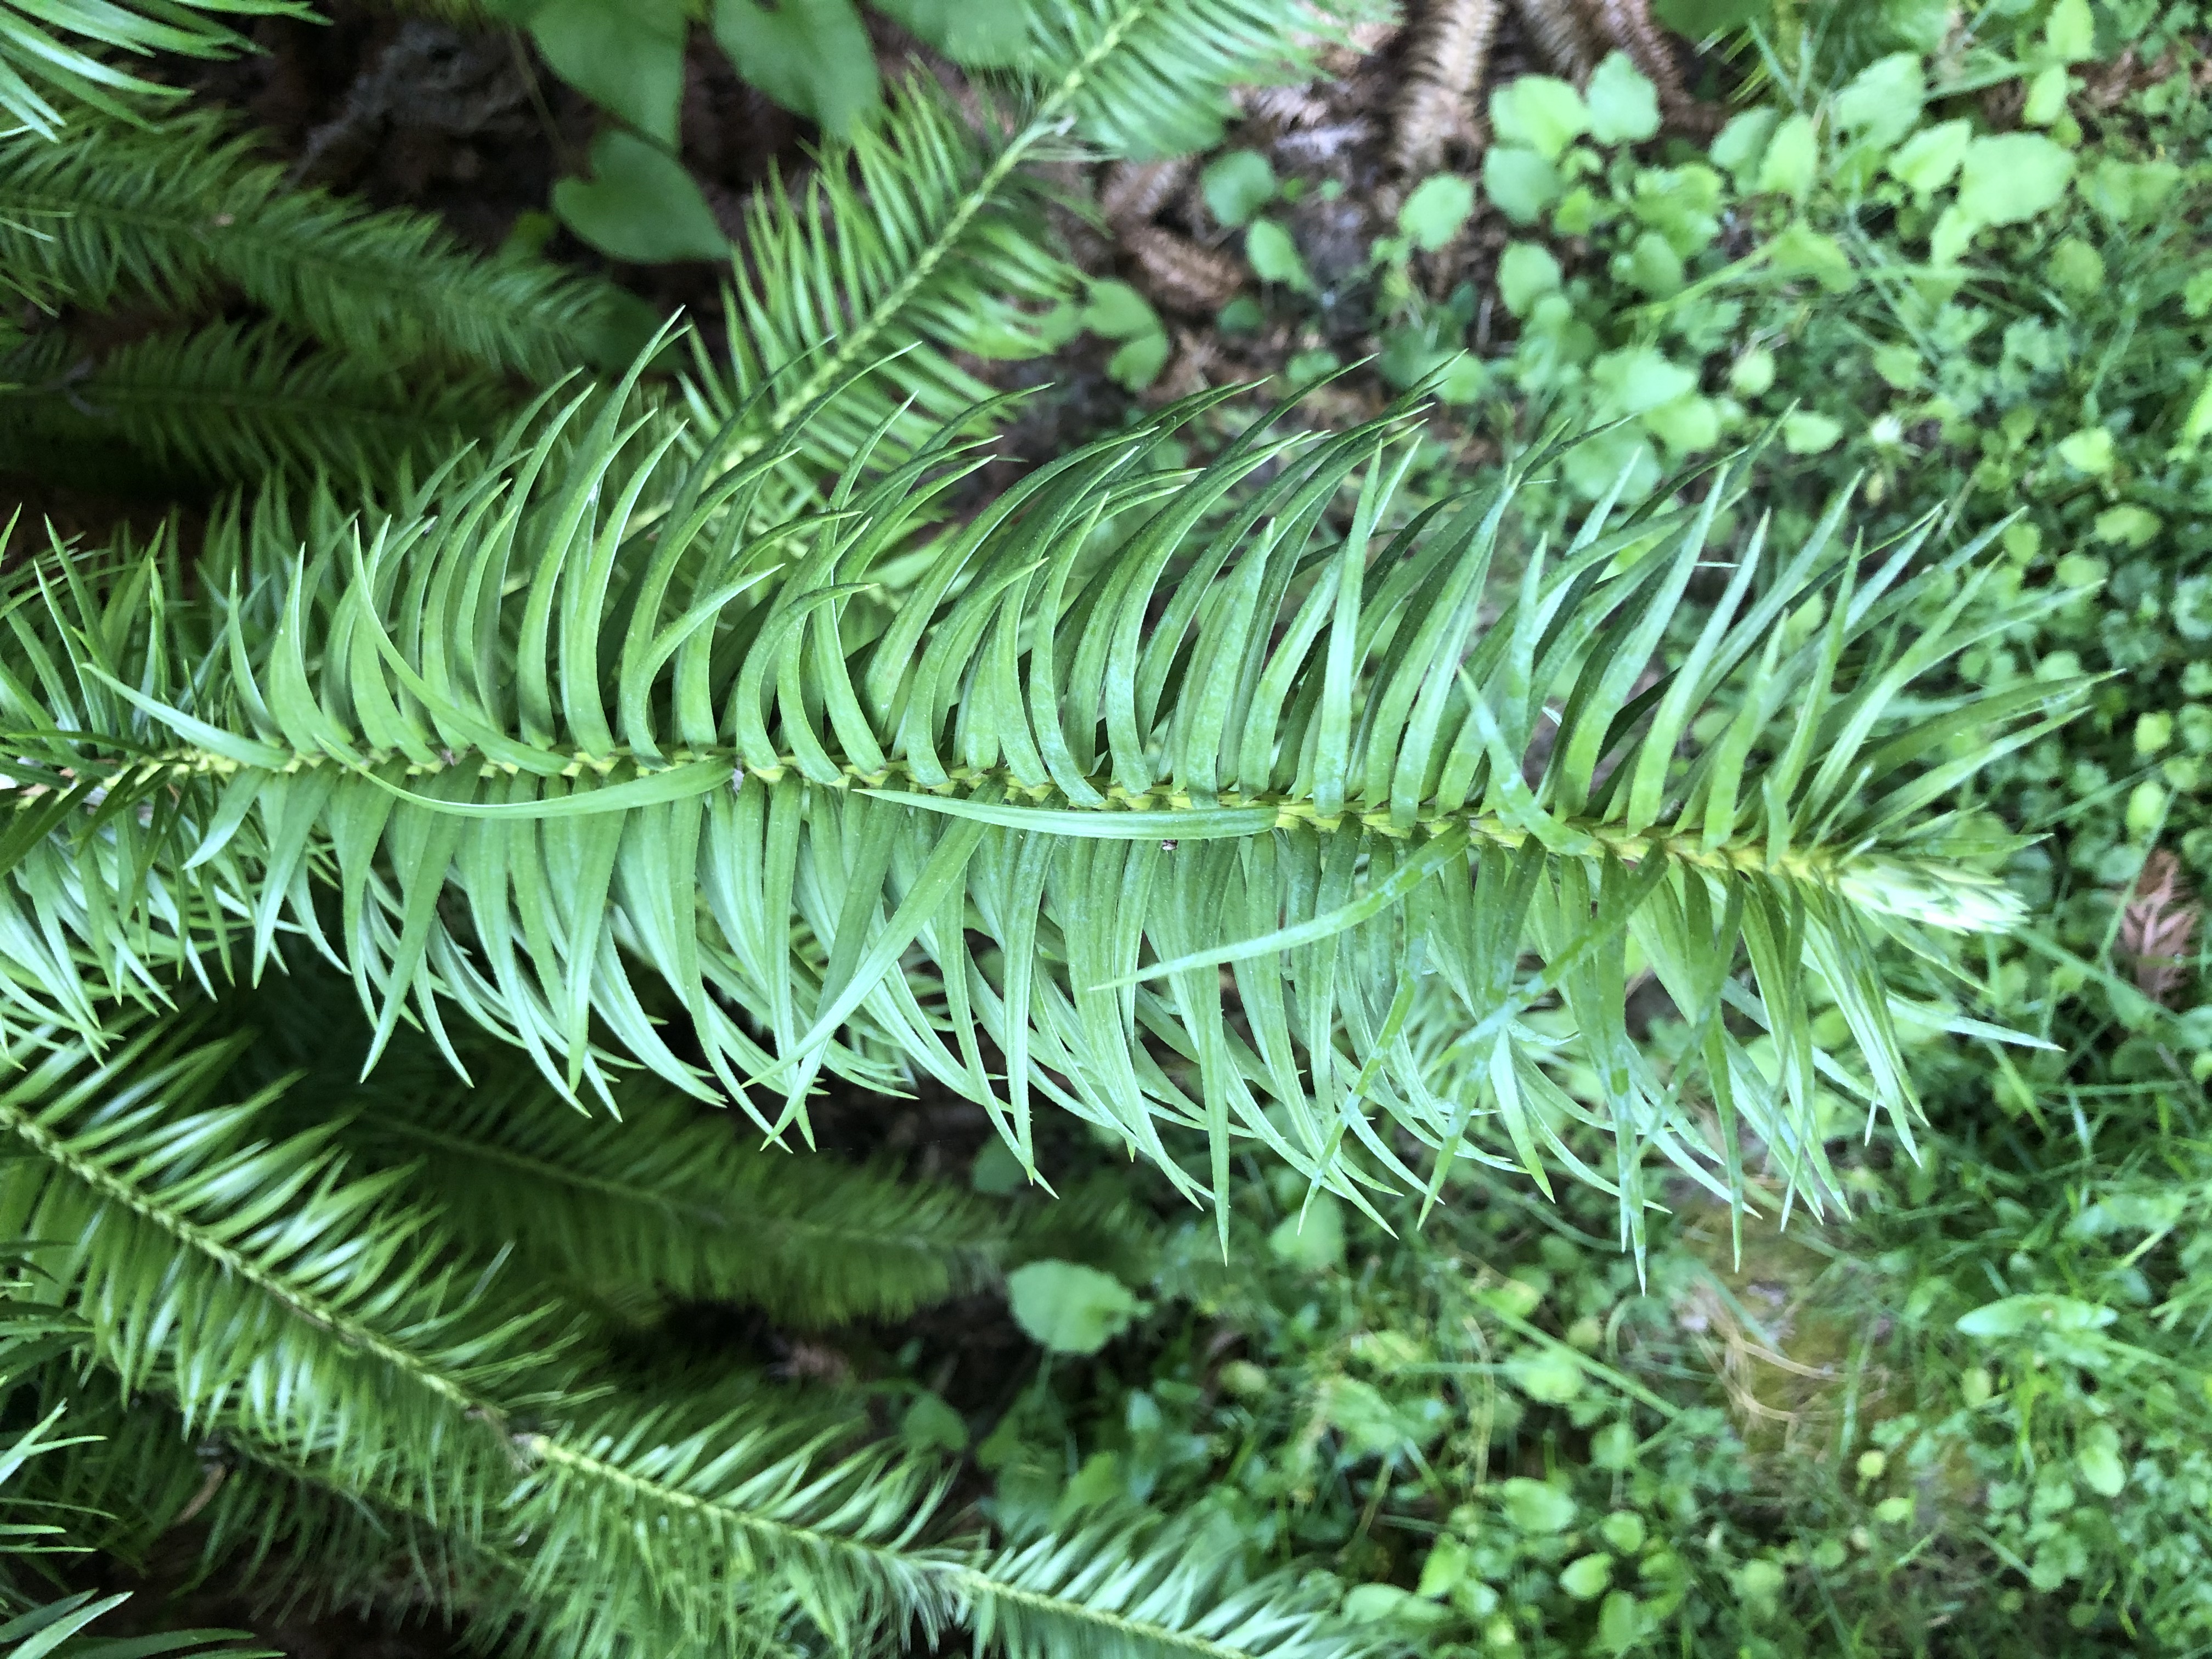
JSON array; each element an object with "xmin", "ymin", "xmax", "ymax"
[
  {"xmin": 1832, "ymin": 52, "xmax": 1924, "ymax": 149},
  {"xmin": 1482, "ymin": 146, "xmax": 1562, "ymax": 224},
  {"xmin": 1599, "ymin": 1511, "xmax": 1646, "ymax": 1554},
  {"xmin": 1871, "ymin": 342, "xmax": 1924, "ymax": 390},
  {"xmin": 1767, "ymin": 221, "xmax": 1856, "ymax": 292},
  {"xmin": 2056, "ymin": 426, "xmax": 2115, "ymax": 474},
  {"xmin": 1645, "ymin": 394, "xmax": 1721, "ymax": 456},
  {"xmin": 873, "ymin": 0, "xmax": 1031, "ymax": 66},
  {"xmin": 1106, "ymin": 332, "xmax": 1170, "ymax": 391},
  {"xmin": 1497, "ymin": 242, "xmax": 1562, "ymax": 317},
  {"xmin": 2076, "ymin": 1423, "xmax": 2126, "ymax": 1498},
  {"xmin": 1711, "ymin": 107, "xmax": 1779, "ymax": 187},
  {"xmin": 1623, "ymin": 228, "xmax": 1684, "ymax": 296},
  {"xmin": 1201, "ymin": 149, "xmax": 1278, "ymax": 228},
  {"xmin": 2022, "ymin": 62, "xmax": 2070, "ymax": 127},
  {"xmin": 1585, "ymin": 53, "xmax": 1660, "ymax": 146},
  {"xmin": 1218, "ymin": 295, "xmax": 1265, "ymax": 332},
  {"xmin": 1498, "ymin": 1476, "xmax": 1576, "ymax": 1533},
  {"xmin": 1320, "ymin": 1375, "xmax": 1405, "ymax": 1456},
  {"xmin": 1957, "ymin": 132, "xmax": 2075, "ymax": 228},
  {"xmin": 522, "ymin": 0, "xmax": 689, "ymax": 145},
  {"xmin": 2044, "ymin": 0, "xmax": 2094, "ymax": 63},
  {"xmin": 1432, "ymin": 351, "xmax": 1486, "ymax": 403},
  {"xmin": 1417, "ymin": 1534, "xmax": 1471, "ymax": 1598},
  {"xmin": 552, "ymin": 132, "xmax": 730, "ymax": 263},
  {"xmin": 1734, "ymin": 1558, "xmax": 1786, "ymax": 1605},
  {"xmin": 1729, "ymin": 347, "xmax": 1776, "ymax": 397},
  {"xmin": 1591, "ymin": 1421, "xmax": 1640, "ymax": 1470},
  {"xmin": 1592, "ymin": 346, "xmax": 1696, "ymax": 416},
  {"xmin": 1007, "ymin": 1260, "xmax": 1143, "ymax": 1355},
  {"xmin": 1564, "ymin": 428, "xmax": 1660, "ymax": 500},
  {"xmin": 714, "ymin": 0, "xmax": 881, "ymax": 136},
  {"xmin": 1955, "ymin": 1293, "xmax": 2116, "ymax": 1338},
  {"xmin": 1509, "ymin": 1350, "xmax": 1584, "ymax": 1403},
  {"xmin": 901, "ymin": 1390, "xmax": 968, "ymax": 1454},
  {"xmin": 1781, "ymin": 410, "xmax": 1843, "ymax": 454},
  {"xmin": 1887, "ymin": 118, "xmax": 1972, "ymax": 197},
  {"xmin": 1560, "ymin": 1553, "xmax": 1613, "ymax": 1601},
  {"xmin": 1597, "ymin": 1589, "xmax": 1644, "ymax": 1652},
  {"xmin": 1756, "ymin": 113, "xmax": 1818, "ymax": 202},
  {"xmin": 1081, "ymin": 279, "xmax": 1160, "ymax": 340},
  {"xmin": 1342, "ymin": 1585, "xmax": 1454, "ymax": 1630},
  {"xmin": 2084, "ymin": 156, "xmax": 2182, "ymax": 223},
  {"xmin": 1398, "ymin": 174, "xmax": 1475, "ymax": 251},
  {"xmin": 1267, "ymin": 1192, "xmax": 1345, "ymax": 1271},
  {"xmin": 1491, "ymin": 76, "xmax": 1589, "ymax": 160},
  {"xmin": 970, "ymin": 1136, "xmax": 1026, "ymax": 1194},
  {"xmin": 2049, "ymin": 236, "xmax": 2105, "ymax": 295},
  {"xmin": 2094, "ymin": 505, "xmax": 2162, "ymax": 548},
  {"xmin": 1245, "ymin": 220, "xmax": 1313, "ymax": 289}
]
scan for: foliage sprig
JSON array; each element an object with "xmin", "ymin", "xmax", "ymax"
[{"xmin": 0, "ymin": 374, "xmax": 2069, "ymax": 1255}]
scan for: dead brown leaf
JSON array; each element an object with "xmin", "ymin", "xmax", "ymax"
[
  {"xmin": 1099, "ymin": 159, "xmax": 1190, "ymax": 229},
  {"xmin": 2121, "ymin": 849, "xmax": 2201, "ymax": 1005},
  {"xmin": 1125, "ymin": 225, "xmax": 1245, "ymax": 311},
  {"xmin": 1240, "ymin": 81, "xmax": 1336, "ymax": 129},
  {"xmin": 1391, "ymin": 0, "xmax": 1504, "ymax": 176},
  {"xmin": 1511, "ymin": 0, "xmax": 1599, "ymax": 82}
]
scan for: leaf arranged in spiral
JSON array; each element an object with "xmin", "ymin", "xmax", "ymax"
[{"xmin": 0, "ymin": 377, "xmax": 2076, "ymax": 1254}]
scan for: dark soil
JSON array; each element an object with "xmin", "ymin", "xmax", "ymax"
[{"xmin": 166, "ymin": 1, "xmax": 809, "ymax": 348}]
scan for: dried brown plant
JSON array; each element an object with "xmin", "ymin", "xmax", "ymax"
[
  {"xmin": 2078, "ymin": 45, "xmax": 2200, "ymax": 109},
  {"xmin": 1156, "ymin": 328, "xmax": 1223, "ymax": 399},
  {"xmin": 1390, "ymin": 0, "xmax": 1504, "ymax": 175},
  {"xmin": 1311, "ymin": 15, "xmax": 1402, "ymax": 77},
  {"xmin": 2084, "ymin": 47, "xmax": 2147, "ymax": 109},
  {"xmin": 1099, "ymin": 158, "xmax": 1190, "ymax": 229},
  {"xmin": 1276, "ymin": 120, "xmax": 1373, "ymax": 165},
  {"xmin": 1510, "ymin": 0, "xmax": 1600, "ymax": 82},
  {"xmin": 1980, "ymin": 77, "xmax": 2027, "ymax": 129},
  {"xmin": 1240, "ymin": 81, "xmax": 1335, "ymax": 128},
  {"xmin": 1676, "ymin": 1278, "xmax": 1840, "ymax": 1453},
  {"xmin": 1125, "ymin": 224, "xmax": 1245, "ymax": 310},
  {"xmin": 2121, "ymin": 849, "xmax": 2202, "ymax": 1005},
  {"xmin": 775, "ymin": 1339, "xmax": 854, "ymax": 1385}
]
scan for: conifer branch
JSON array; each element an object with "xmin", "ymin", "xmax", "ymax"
[
  {"xmin": 0, "ymin": 1023, "xmax": 1352, "ymax": 1659},
  {"xmin": 0, "ymin": 108, "xmax": 628, "ymax": 377},
  {"xmin": 0, "ymin": 321, "xmax": 505, "ymax": 487},
  {"xmin": 681, "ymin": 0, "xmax": 1340, "ymax": 511},
  {"xmin": 351, "ymin": 1071, "xmax": 1016, "ymax": 1325},
  {"xmin": 0, "ymin": 0, "xmax": 312, "ymax": 140},
  {"xmin": 0, "ymin": 385, "xmax": 2074, "ymax": 1248}
]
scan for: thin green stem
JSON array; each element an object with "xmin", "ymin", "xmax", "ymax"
[{"xmin": 6, "ymin": 738, "xmax": 1989, "ymax": 900}]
